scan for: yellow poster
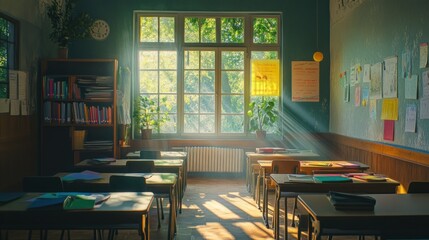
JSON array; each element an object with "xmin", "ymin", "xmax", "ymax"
[
  {"xmin": 251, "ymin": 59, "xmax": 280, "ymax": 96},
  {"xmin": 381, "ymin": 98, "xmax": 398, "ymax": 120},
  {"xmin": 291, "ymin": 61, "xmax": 320, "ymax": 102}
]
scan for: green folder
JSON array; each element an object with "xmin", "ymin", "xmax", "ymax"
[
  {"xmin": 313, "ymin": 176, "xmax": 352, "ymax": 183},
  {"xmin": 63, "ymin": 195, "xmax": 95, "ymax": 210}
]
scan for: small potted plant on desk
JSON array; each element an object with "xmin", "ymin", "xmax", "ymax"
[
  {"xmin": 46, "ymin": 0, "xmax": 93, "ymax": 58},
  {"xmin": 247, "ymin": 97, "xmax": 278, "ymax": 140},
  {"xmin": 133, "ymin": 95, "xmax": 169, "ymax": 139}
]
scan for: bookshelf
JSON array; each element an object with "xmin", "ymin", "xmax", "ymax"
[{"xmin": 40, "ymin": 59, "xmax": 118, "ymax": 175}]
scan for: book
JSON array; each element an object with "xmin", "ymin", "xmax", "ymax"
[
  {"xmin": 327, "ymin": 191, "xmax": 376, "ymax": 211},
  {"xmin": 305, "ymin": 161, "xmax": 333, "ymax": 167},
  {"xmin": 354, "ymin": 175, "xmax": 387, "ymax": 182},
  {"xmin": 63, "ymin": 193, "xmax": 110, "ymax": 210},
  {"xmin": 313, "ymin": 176, "xmax": 353, "ymax": 183},
  {"xmin": 287, "ymin": 174, "xmax": 314, "ymax": 183}
]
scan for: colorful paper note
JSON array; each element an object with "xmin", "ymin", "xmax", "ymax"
[
  {"xmin": 383, "ymin": 120, "xmax": 395, "ymax": 141},
  {"xmin": 381, "ymin": 98, "xmax": 398, "ymax": 120}
]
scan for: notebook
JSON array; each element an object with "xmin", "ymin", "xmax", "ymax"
[
  {"xmin": 313, "ymin": 176, "xmax": 353, "ymax": 183},
  {"xmin": 327, "ymin": 191, "xmax": 376, "ymax": 211}
]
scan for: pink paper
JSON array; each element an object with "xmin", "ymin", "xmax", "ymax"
[{"xmin": 384, "ymin": 120, "xmax": 394, "ymax": 141}]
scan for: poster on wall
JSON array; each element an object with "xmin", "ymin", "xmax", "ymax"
[
  {"xmin": 370, "ymin": 62, "xmax": 382, "ymax": 99},
  {"xmin": 383, "ymin": 56, "xmax": 398, "ymax": 98},
  {"xmin": 251, "ymin": 59, "xmax": 280, "ymax": 96},
  {"xmin": 291, "ymin": 61, "xmax": 319, "ymax": 102},
  {"xmin": 405, "ymin": 104, "xmax": 417, "ymax": 133}
]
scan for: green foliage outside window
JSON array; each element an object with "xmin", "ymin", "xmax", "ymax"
[{"xmin": 253, "ymin": 17, "xmax": 278, "ymax": 44}]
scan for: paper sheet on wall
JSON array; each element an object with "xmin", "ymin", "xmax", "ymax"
[
  {"xmin": 405, "ymin": 75, "xmax": 418, "ymax": 99},
  {"xmin": 383, "ymin": 120, "xmax": 394, "ymax": 141},
  {"xmin": 350, "ymin": 65, "xmax": 358, "ymax": 86},
  {"xmin": 0, "ymin": 99, "xmax": 10, "ymax": 113},
  {"xmin": 10, "ymin": 99, "xmax": 20, "ymax": 116},
  {"xmin": 291, "ymin": 61, "xmax": 319, "ymax": 102},
  {"xmin": 361, "ymin": 86, "xmax": 369, "ymax": 106},
  {"xmin": 383, "ymin": 56, "xmax": 398, "ymax": 98},
  {"xmin": 354, "ymin": 86, "xmax": 361, "ymax": 107},
  {"xmin": 21, "ymin": 100, "xmax": 29, "ymax": 115},
  {"xmin": 370, "ymin": 62, "xmax": 382, "ymax": 99},
  {"xmin": 420, "ymin": 97, "xmax": 429, "ymax": 119},
  {"xmin": 18, "ymin": 71, "xmax": 28, "ymax": 100},
  {"xmin": 363, "ymin": 64, "xmax": 371, "ymax": 83},
  {"xmin": 422, "ymin": 70, "xmax": 429, "ymax": 97},
  {"xmin": 381, "ymin": 98, "xmax": 398, "ymax": 120},
  {"xmin": 420, "ymin": 42, "xmax": 428, "ymax": 68},
  {"xmin": 9, "ymin": 70, "xmax": 18, "ymax": 100},
  {"xmin": 405, "ymin": 104, "xmax": 417, "ymax": 133},
  {"xmin": 369, "ymin": 99, "xmax": 377, "ymax": 119}
]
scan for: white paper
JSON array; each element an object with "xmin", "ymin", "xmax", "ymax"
[
  {"xmin": 21, "ymin": 100, "xmax": 29, "ymax": 115},
  {"xmin": 405, "ymin": 75, "xmax": 418, "ymax": 99},
  {"xmin": 350, "ymin": 65, "xmax": 357, "ymax": 86},
  {"xmin": 405, "ymin": 104, "xmax": 417, "ymax": 133},
  {"xmin": 420, "ymin": 97, "xmax": 429, "ymax": 119},
  {"xmin": 363, "ymin": 64, "xmax": 371, "ymax": 83},
  {"xmin": 18, "ymin": 71, "xmax": 28, "ymax": 100},
  {"xmin": 423, "ymin": 70, "xmax": 429, "ymax": 98},
  {"xmin": 10, "ymin": 99, "xmax": 20, "ymax": 115},
  {"xmin": 420, "ymin": 43, "xmax": 428, "ymax": 68},
  {"xmin": 383, "ymin": 56, "xmax": 398, "ymax": 98},
  {"xmin": 0, "ymin": 99, "xmax": 10, "ymax": 113},
  {"xmin": 370, "ymin": 62, "xmax": 382, "ymax": 99},
  {"xmin": 369, "ymin": 99, "xmax": 377, "ymax": 119},
  {"xmin": 9, "ymin": 70, "xmax": 18, "ymax": 100}
]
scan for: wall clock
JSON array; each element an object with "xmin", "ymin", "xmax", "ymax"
[{"xmin": 90, "ymin": 20, "xmax": 110, "ymax": 40}]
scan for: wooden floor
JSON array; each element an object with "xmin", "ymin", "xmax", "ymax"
[{"xmin": 4, "ymin": 177, "xmax": 375, "ymax": 240}]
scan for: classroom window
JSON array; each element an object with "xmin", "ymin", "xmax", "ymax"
[
  {"xmin": 135, "ymin": 13, "xmax": 280, "ymax": 137},
  {"xmin": 0, "ymin": 13, "xmax": 18, "ymax": 98}
]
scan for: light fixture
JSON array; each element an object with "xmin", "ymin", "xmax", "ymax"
[{"xmin": 313, "ymin": 0, "xmax": 323, "ymax": 62}]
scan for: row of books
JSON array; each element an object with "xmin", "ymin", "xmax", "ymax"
[
  {"xmin": 43, "ymin": 101, "xmax": 112, "ymax": 124},
  {"xmin": 43, "ymin": 76, "xmax": 114, "ymax": 101}
]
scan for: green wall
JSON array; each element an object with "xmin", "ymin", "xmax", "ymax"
[
  {"xmin": 330, "ymin": 0, "xmax": 429, "ymax": 152},
  {"xmin": 70, "ymin": 0, "xmax": 330, "ymax": 135}
]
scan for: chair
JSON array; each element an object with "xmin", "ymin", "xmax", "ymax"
[
  {"xmin": 263, "ymin": 160, "xmax": 300, "ymax": 231},
  {"xmin": 126, "ymin": 161, "xmax": 165, "ymax": 229},
  {"xmin": 139, "ymin": 150, "xmax": 161, "ymax": 159},
  {"xmin": 22, "ymin": 176, "xmax": 68, "ymax": 240},
  {"xmin": 408, "ymin": 181, "xmax": 429, "ymax": 193}
]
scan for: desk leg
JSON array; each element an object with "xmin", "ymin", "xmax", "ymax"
[
  {"xmin": 274, "ymin": 185, "xmax": 281, "ymax": 240},
  {"xmin": 168, "ymin": 185, "xmax": 177, "ymax": 240},
  {"xmin": 246, "ymin": 157, "xmax": 251, "ymax": 192},
  {"xmin": 263, "ymin": 178, "xmax": 269, "ymax": 228},
  {"xmin": 141, "ymin": 213, "xmax": 150, "ymax": 240}
]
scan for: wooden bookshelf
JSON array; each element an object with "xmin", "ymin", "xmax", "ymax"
[{"xmin": 40, "ymin": 59, "xmax": 118, "ymax": 175}]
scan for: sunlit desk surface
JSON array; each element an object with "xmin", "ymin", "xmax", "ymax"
[
  {"xmin": 56, "ymin": 172, "xmax": 177, "ymax": 240},
  {"xmin": 270, "ymin": 173, "xmax": 399, "ymax": 240},
  {"xmin": 0, "ymin": 192, "xmax": 153, "ymax": 240},
  {"xmin": 126, "ymin": 151, "xmax": 187, "ymax": 160},
  {"xmin": 298, "ymin": 193, "xmax": 429, "ymax": 240}
]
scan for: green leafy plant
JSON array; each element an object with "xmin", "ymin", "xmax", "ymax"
[
  {"xmin": 46, "ymin": 0, "xmax": 93, "ymax": 47},
  {"xmin": 133, "ymin": 95, "xmax": 169, "ymax": 133},
  {"xmin": 247, "ymin": 97, "xmax": 279, "ymax": 133}
]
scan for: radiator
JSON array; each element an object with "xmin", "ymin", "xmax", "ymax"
[{"xmin": 185, "ymin": 146, "xmax": 244, "ymax": 173}]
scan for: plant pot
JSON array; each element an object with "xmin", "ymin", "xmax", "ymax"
[
  {"xmin": 256, "ymin": 130, "xmax": 266, "ymax": 140},
  {"xmin": 141, "ymin": 128, "xmax": 152, "ymax": 139},
  {"xmin": 58, "ymin": 47, "xmax": 68, "ymax": 59}
]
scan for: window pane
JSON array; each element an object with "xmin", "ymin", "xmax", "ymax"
[
  {"xmin": 200, "ymin": 115, "xmax": 215, "ymax": 133},
  {"xmin": 159, "ymin": 71, "xmax": 176, "ymax": 93},
  {"xmin": 184, "ymin": 114, "xmax": 198, "ymax": 133},
  {"xmin": 159, "ymin": 17, "xmax": 175, "ymax": 42},
  {"xmin": 159, "ymin": 51, "xmax": 177, "ymax": 69},
  {"xmin": 184, "ymin": 95, "xmax": 199, "ymax": 113},
  {"xmin": 221, "ymin": 71, "xmax": 244, "ymax": 94},
  {"xmin": 253, "ymin": 17, "xmax": 278, "ymax": 44},
  {"xmin": 162, "ymin": 114, "xmax": 177, "ymax": 133},
  {"xmin": 251, "ymin": 51, "xmax": 278, "ymax": 60},
  {"xmin": 201, "ymin": 18, "xmax": 216, "ymax": 43},
  {"xmin": 161, "ymin": 95, "xmax": 177, "ymax": 113},
  {"xmin": 184, "ymin": 18, "xmax": 199, "ymax": 43},
  {"xmin": 0, "ymin": 68, "xmax": 6, "ymax": 82},
  {"xmin": 222, "ymin": 51, "xmax": 244, "ymax": 70},
  {"xmin": 140, "ymin": 17, "xmax": 158, "ymax": 42},
  {"xmin": 139, "ymin": 71, "xmax": 158, "ymax": 93},
  {"xmin": 222, "ymin": 95, "xmax": 244, "ymax": 114},
  {"xmin": 0, "ymin": 83, "xmax": 6, "ymax": 98},
  {"xmin": 0, "ymin": 40, "xmax": 7, "ymax": 69},
  {"xmin": 184, "ymin": 51, "xmax": 199, "ymax": 69},
  {"xmin": 184, "ymin": 71, "xmax": 199, "ymax": 93},
  {"xmin": 201, "ymin": 71, "xmax": 215, "ymax": 93},
  {"xmin": 221, "ymin": 17, "xmax": 244, "ymax": 43},
  {"xmin": 201, "ymin": 51, "xmax": 215, "ymax": 69},
  {"xmin": 200, "ymin": 95, "xmax": 215, "ymax": 113},
  {"xmin": 139, "ymin": 51, "xmax": 158, "ymax": 69},
  {"xmin": 221, "ymin": 115, "xmax": 244, "ymax": 133}
]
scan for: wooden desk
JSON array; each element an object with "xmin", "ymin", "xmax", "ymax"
[
  {"xmin": 0, "ymin": 192, "xmax": 153, "ymax": 240},
  {"xmin": 245, "ymin": 150, "xmax": 320, "ymax": 193},
  {"xmin": 257, "ymin": 160, "xmax": 370, "ymax": 227},
  {"xmin": 270, "ymin": 174, "xmax": 399, "ymax": 240},
  {"xmin": 127, "ymin": 151, "xmax": 188, "ymax": 191},
  {"xmin": 298, "ymin": 194, "xmax": 429, "ymax": 240},
  {"xmin": 56, "ymin": 172, "xmax": 177, "ymax": 240},
  {"xmin": 75, "ymin": 159, "xmax": 185, "ymax": 213}
]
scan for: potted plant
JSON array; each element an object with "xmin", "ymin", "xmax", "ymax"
[
  {"xmin": 247, "ymin": 97, "xmax": 279, "ymax": 139},
  {"xmin": 46, "ymin": 0, "xmax": 93, "ymax": 58},
  {"xmin": 133, "ymin": 95, "xmax": 169, "ymax": 139}
]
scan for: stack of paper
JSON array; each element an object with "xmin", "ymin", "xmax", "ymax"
[{"xmin": 328, "ymin": 191, "xmax": 376, "ymax": 211}]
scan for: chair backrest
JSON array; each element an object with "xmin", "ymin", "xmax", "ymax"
[
  {"xmin": 271, "ymin": 160, "xmax": 300, "ymax": 174},
  {"xmin": 312, "ymin": 169, "xmax": 363, "ymax": 174},
  {"xmin": 140, "ymin": 150, "xmax": 160, "ymax": 159},
  {"xmin": 22, "ymin": 176, "xmax": 64, "ymax": 192},
  {"xmin": 126, "ymin": 160, "xmax": 155, "ymax": 173},
  {"xmin": 109, "ymin": 175, "xmax": 147, "ymax": 192},
  {"xmin": 407, "ymin": 181, "xmax": 429, "ymax": 193}
]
